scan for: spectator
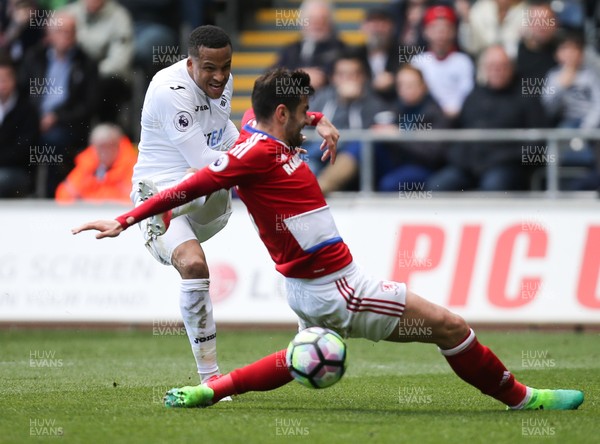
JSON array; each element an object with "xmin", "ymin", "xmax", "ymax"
[
  {"xmin": 542, "ymin": 29, "xmax": 600, "ymax": 130},
  {"xmin": 516, "ymin": 1, "xmax": 558, "ymax": 81},
  {"xmin": 55, "ymin": 123, "xmax": 136, "ymax": 202},
  {"xmin": 63, "ymin": 0, "xmax": 133, "ymax": 122},
  {"xmin": 0, "ymin": 0, "xmax": 44, "ymax": 64},
  {"xmin": 356, "ymin": 7, "xmax": 400, "ymax": 102},
  {"xmin": 0, "ymin": 53, "xmax": 39, "ymax": 197},
  {"xmin": 542, "ymin": 29, "xmax": 600, "ymax": 179},
  {"xmin": 20, "ymin": 11, "xmax": 98, "ymax": 196},
  {"xmin": 427, "ymin": 45, "xmax": 549, "ymax": 191},
  {"xmin": 374, "ymin": 65, "xmax": 450, "ymax": 192},
  {"xmin": 411, "ymin": 5, "xmax": 475, "ymax": 119},
  {"xmin": 119, "ymin": 0, "xmax": 179, "ymax": 80},
  {"xmin": 309, "ymin": 52, "xmax": 392, "ymax": 193},
  {"xmin": 274, "ymin": 0, "xmax": 346, "ymax": 90},
  {"xmin": 458, "ymin": 0, "xmax": 526, "ymax": 59},
  {"xmin": 393, "ymin": 0, "xmax": 428, "ymax": 50}
]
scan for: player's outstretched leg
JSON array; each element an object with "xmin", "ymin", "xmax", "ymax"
[
  {"xmin": 164, "ymin": 349, "xmax": 293, "ymax": 408},
  {"xmin": 136, "ymin": 179, "xmax": 172, "ymax": 239},
  {"xmin": 517, "ymin": 389, "xmax": 584, "ymax": 410},
  {"xmin": 164, "ymin": 383, "xmax": 215, "ymax": 408},
  {"xmin": 387, "ymin": 290, "xmax": 584, "ymax": 411}
]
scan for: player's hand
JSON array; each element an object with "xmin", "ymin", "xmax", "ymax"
[
  {"xmin": 71, "ymin": 219, "xmax": 128, "ymax": 239},
  {"xmin": 313, "ymin": 115, "xmax": 339, "ymax": 165}
]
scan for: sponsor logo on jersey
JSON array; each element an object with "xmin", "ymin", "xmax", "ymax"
[
  {"xmin": 196, "ymin": 104, "xmax": 208, "ymax": 111},
  {"xmin": 174, "ymin": 111, "xmax": 192, "ymax": 131},
  {"xmin": 220, "ymin": 98, "xmax": 228, "ymax": 108},
  {"xmin": 170, "ymin": 85, "xmax": 185, "ymax": 90},
  {"xmin": 209, "ymin": 154, "xmax": 229, "ymax": 172},
  {"xmin": 205, "ymin": 128, "xmax": 223, "ymax": 147}
]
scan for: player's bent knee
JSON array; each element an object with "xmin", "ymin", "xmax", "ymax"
[
  {"xmin": 440, "ymin": 311, "xmax": 469, "ymax": 347},
  {"xmin": 173, "ymin": 254, "xmax": 209, "ymax": 278}
]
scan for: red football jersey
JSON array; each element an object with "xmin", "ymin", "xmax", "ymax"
[{"xmin": 117, "ymin": 126, "xmax": 352, "ymax": 278}]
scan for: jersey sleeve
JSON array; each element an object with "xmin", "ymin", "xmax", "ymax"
[
  {"xmin": 220, "ymin": 120, "xmax": 240, "ymax": 151},
  {"xmin": 152, "ymin": 85, "xmax": 222, "ymax": 168}
]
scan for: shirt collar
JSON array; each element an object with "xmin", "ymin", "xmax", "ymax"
[{"xmin": 243, "ymin": 124, "xmax": 291, "ymax": 149}]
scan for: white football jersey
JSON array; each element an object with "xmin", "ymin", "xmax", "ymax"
[{"xmin": 132, "ymin": 59, "xmax": 238, "ymax": 186}]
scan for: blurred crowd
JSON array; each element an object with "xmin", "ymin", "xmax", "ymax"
[
  {"xmin": 290, "ymin": 0, "xmax": 600, "ymax": 193},
  {"xmin": 1, "ymin": 0, "xmax": 599, "ymax": 200},
  {"xmin": 0, "ymin": 0, "xmax": 210, "ymax": 199}
]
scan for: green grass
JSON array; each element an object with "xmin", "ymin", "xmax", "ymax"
[{"xmin": 0, "ymin": 329, "xmax": 598, "ymax": 444}]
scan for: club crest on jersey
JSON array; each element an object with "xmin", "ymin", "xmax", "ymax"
[
  {"xmin": 174, "ymin": 111, "xmax": 192, "ymax": 132},
  {"xmin": 209, "ymin": 154, "xmax": 229, "ymax": 172}
]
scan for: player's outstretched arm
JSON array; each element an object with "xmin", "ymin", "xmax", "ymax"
[
  {"xmin": 313, "ymin": 114, "xmax": 339, "ymax": 165},
  {"xmin": 73, "ymin": 166, "xmax": 226, "ymax": 239},
  {"xmin": 71, "ymin": 218, "xmax": 132, "ymax": 239}
]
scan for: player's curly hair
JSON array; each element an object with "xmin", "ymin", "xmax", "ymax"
[
  {"xmin": 188, "ymin": 25, "xmax": 232, "ymax": 57},
  {"xmin": 252, "ymin": 68, "xmax": 314, "ymax": 123}
]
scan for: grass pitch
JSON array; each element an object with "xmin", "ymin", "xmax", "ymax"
[{"xmin": 0, "ymin": 328, "xmax": 598, "ymax": 444}]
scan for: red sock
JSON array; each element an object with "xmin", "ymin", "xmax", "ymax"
[
  {"xmin": 207, "ymin": 349, "xmax": 293, "ymax": 402},
  {"xmin": 441, "ymin": 329, "xmax": 527, "ymax": 407}
]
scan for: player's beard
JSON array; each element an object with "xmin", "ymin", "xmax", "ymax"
[
  {"xmin": 288, "ymin": 130, "xmax": 304, "ymax": 149},
  {"xmin": 285, "ymin": 120, "xmax": 305, "ymax": 149}
]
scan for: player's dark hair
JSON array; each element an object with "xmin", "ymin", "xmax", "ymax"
[
  {"xmin": 188, "ymin": 25, "xmax": 232, "ymax": 57},
  {"xmin": 252, "ymin": 68, "xmax": 314, "ymax": 123}
]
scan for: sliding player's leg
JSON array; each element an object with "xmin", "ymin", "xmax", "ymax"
[
  {"xmin": 386, "ymin": 290, "xmax": 584, "ymax": 410},
  {"xmin": 163, "ymin": 266, "xmax": 352, "ymax": 408},
  {"xmin": 165, "ymin": 349, "xmax": 293, "ymax": 407}
]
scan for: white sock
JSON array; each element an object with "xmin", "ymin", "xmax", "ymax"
[{"xmin": 179, "ymin": 278, "xmax": 219, "ymax": 382}]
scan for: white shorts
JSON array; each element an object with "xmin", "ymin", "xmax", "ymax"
[
  {"xmin": 285, "ymin": 262, "xmax": 407, "ymax": 342},
  {"xmin": 132, "ymin": 180, "xmax": 232, "ymax": 266}
]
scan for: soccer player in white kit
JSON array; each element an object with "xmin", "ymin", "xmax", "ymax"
[{"xmin": 131, "ymin": 25, "xmax": 239, "ymax": 384}]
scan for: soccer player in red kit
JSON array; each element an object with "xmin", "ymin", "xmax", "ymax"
[{"xmin": 73, "ymin": 68, "xmax": 583, "ymax": 411}]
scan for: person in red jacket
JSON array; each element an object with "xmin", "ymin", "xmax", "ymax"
[{"xmin": 55, "ymin": 123, "xmax": 136, "ymax": 203}]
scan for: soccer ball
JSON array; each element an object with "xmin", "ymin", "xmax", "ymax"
[{"xmin": 286, "ymin": 326, "xmax": 347, "ymax": 389}]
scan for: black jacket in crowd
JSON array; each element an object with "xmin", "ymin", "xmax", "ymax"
[
  {"xmin": 0, "ymin": 93, "xmax": 39, "ymax": 169},
  {"xmin": 448, "ymin": 80, "xmax": 550, "ymax": 174},
  {"xmin": 18, "ymin": 44, "xmax": 98, "ymax": 143}
]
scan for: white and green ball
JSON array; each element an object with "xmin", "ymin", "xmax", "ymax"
[{"xmin": 286, "ymin": 327, "xmax": 347, "ymax": 389}]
